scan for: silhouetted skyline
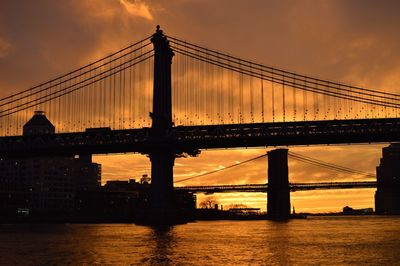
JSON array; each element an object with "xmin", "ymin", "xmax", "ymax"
[{"xmin": 1, "ymin": 1, "xmax": 400, "ymax": 212}]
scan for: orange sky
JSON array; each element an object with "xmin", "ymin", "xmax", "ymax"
[{"xmin": 1, "ymin": 0, "xmax": 400, "ymax": 212}]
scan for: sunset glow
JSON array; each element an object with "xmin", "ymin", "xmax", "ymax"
[{"xmin": 1, "ymin": 0, "xmax": 399, "ymax": 213}]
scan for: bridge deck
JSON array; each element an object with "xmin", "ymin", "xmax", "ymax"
[
  {"xmin": 0, "ymin": 118, "xmax": 400, "ymax": 158},
  {"xmin": 175, "ymin": 181, "xmax": 377, "ymax": 193}
]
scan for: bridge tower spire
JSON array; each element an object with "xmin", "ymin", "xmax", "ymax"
[
  {"xmin": 150, "ymin": 25, "xmax": 174, "ymax": 131},
  {"xmin": 147, "ymin": 26, "xmax": 177, "ymax": 223}
]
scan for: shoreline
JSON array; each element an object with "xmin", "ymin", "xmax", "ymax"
[{"xmin": 1, "ymin": 212, "xmax": 396, "ymax": 225}]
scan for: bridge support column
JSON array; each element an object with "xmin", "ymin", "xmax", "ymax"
[
  {"xmin": 149, "ymin": 149, "xmax": 175, "ymax": 210},
  {"xmin": 267, "ymin": 148, "xmax": 291, "ymax": 218},
  {"xmin": 138, "ymin": 26, "xmax": 186, "ymax": 224}
]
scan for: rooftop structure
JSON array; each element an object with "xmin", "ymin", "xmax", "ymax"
[{"xmin": 23, "ymin": 111, "xmax": 55, "ymax": 136}]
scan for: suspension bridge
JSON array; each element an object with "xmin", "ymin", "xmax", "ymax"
[
  {"xmin": 175, "ymin": 181, "xmax": 377, "ymax": 193},
  {"xmin": 0, "ymin": 26, "xmax": 398, "ymax": 221},
  {"xmin": 174, "ymin": 151, "xmax": 377, "ymax": 202}
]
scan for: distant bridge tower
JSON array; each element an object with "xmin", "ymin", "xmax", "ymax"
[
  {"xmin": 267, "ymin": 149, "xmax": 291, "ymax": 218},
  {"xmin": 148, "ymin": 26, "xmax": 176, "ymax": 219}
]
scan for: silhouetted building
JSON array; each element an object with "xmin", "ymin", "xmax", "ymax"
[
  {"xmin": 23, "ymin": 111, "xmax": 55, "ymax": 135},
  {"xmin": 75, "ymin": 179, "xmax": 145, "ymax": 220},
  {"xmin": 75, "ymin": 178, "xmax": 196, "ymax": 221},
  {"xmin": 342, "ymin": 206, "xmax": 373, "ymax": 215},
  {"xmin": 0, "ymin": 111, "xmax": 101, "ymax": 217},
  {"xmin": 104, "ymin": 179, "xmax": 146, "ymax": 191},
  {"xmin": 228, "ymin": 208, "xmax": 261, "ymax": 216},
  {"xmin": 375, "ymin": 144, "xmax": 400, "ymax": 214}
]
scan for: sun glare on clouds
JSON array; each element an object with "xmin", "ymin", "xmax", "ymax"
[{"xmin": 119, "ymin": 0, "xmax": 153, "ymax": 20}]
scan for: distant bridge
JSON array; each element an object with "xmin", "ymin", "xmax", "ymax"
[{"xmin": 175, "ymin": 181, "xmax": 377, "ymax": 193}]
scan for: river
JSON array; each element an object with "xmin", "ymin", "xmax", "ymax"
[{"xmin": 0, "ymin": 216, "xmax": 399, "ymax": 265}]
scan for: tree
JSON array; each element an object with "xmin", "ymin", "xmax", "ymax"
[{"xmin": 199, "ymin": 196, "xmax": 219, "ymax": 209}]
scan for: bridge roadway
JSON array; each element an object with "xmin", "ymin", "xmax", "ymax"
[
  {"xmin": 175, "ymin": 181, "xmax": 377, "ymax": 193},
  {"xmin": 1, "ymin": 118, "xmax": 400, "ymax": 158}
]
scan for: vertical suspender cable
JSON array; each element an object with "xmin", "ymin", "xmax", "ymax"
[{"xmin": 282, "ymin": 77, "xmax": 285, "ymax": 122}]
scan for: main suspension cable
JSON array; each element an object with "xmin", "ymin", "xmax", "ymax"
[
  {"xmin": 168, "ymin": 35, "xmax": 400, "ymax": 99},
  {"xmin": 0, "ymin": 36, "xmax": 152, "ymax": 103}
]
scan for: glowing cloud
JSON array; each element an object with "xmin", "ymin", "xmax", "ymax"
[{"xmin": 119, "ymin": 0, "xmax": 153, "ymax": 20}]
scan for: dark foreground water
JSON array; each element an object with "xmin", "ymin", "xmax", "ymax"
[{"xmin": 0, "ymin": 216, "xmax": 399, "ymax": 265}]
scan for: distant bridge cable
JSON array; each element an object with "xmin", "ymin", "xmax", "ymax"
[
  {"xmin": 288, "ymin": 151, "xmax": 375, "ymax": 178},
  {"xmin": 173, "ymin": 153, "xmax": 267, "ymax": 183}
]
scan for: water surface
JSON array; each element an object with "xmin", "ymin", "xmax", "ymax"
[{"xmin": 0, "ymin": 216, "xmax": 399, "ymax": 265}]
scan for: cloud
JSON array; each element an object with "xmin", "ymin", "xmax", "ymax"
[
  {"xmin": 0, "ymin": 0, "xmax": 154, "ymax": 96},
  {"xmin": 0, "ymin": 37, "xmax": 11, "ymax": 58},
  {"xmin": 119, "ymin": 0, "xmax": 153, "ymax": 20}
]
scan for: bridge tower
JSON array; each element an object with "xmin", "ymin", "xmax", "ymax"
[
  {"xmin": 148, "ymin": 26, "xmax": 177, "ymax": 222},
  {"xmin": 267, "ymin": 149, "xmax": 291, "ymax": 218}
]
